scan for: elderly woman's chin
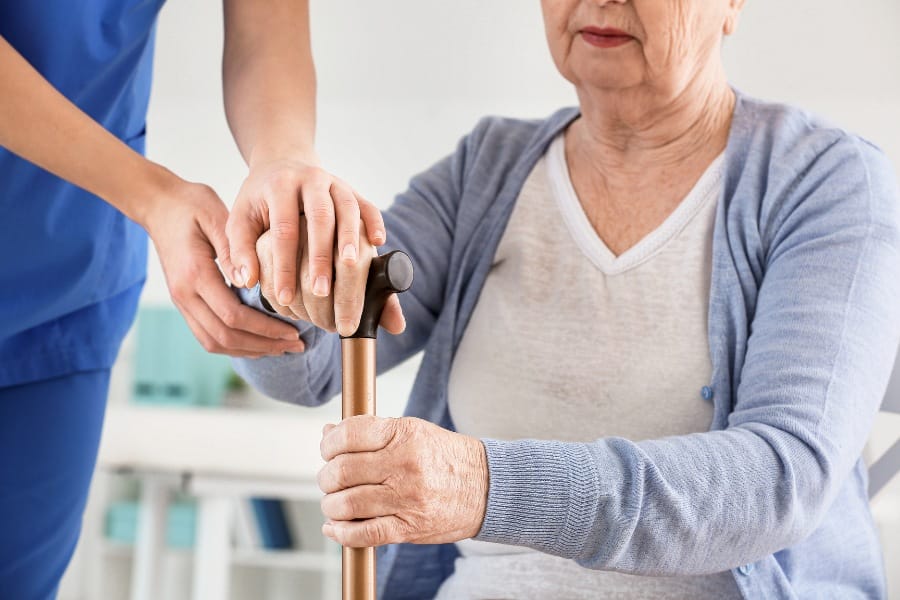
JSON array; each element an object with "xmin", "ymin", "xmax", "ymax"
[{"xmin": 554, "ymin": 52, "xmax": 646, "ymax": 92}]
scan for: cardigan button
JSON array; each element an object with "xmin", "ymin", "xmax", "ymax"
[
  {"xmin": 701, "ymin": 386, "xmax": 714, "ymax": 400},
  {"xmin": 738, "ymin": 563, "xmax": 754, "ymax": 575}
]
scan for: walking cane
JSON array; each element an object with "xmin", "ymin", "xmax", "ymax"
[{"xmin": 340, "ymin": 250, "xmax": 414, "ymax": 600}]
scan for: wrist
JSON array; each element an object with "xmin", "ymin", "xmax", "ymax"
[
  {"xmin": 467, "ymin": 437, "xmax": 490, "ymax": 538},
  {"xmin": 248, "ymin": 143, "xmax": 319, "ymax": 170},
  {"xmin": 129, "ymin": 161, "xmax": 187, "ymax": 232}
]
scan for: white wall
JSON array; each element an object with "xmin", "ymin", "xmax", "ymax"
[{"xmin": 64, "ymin": 1, "xmax": 900, "ymax": 598}]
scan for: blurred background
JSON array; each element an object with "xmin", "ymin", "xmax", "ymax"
[{"xmin": 58, "ymin": 1, "xmax": 900, "ymax": 599}]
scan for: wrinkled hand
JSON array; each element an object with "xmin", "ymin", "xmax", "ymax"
[
  {"xmin": 255, "ymin": 216, "xmax": 405, "ymax": 336},
  {"xmin": 317, "ymin": 416, "xmax": 489, "ymax": 548},
  {"xmin": 143, "ymin": 181, "xmax": 305, "ymax": 357},
  {"xmin": 226, "ymin": 159, "xmax": 386, "ymax": 307}
]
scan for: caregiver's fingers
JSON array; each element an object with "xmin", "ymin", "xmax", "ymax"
[
  {"xmin": 198, "ymin": 263, "xmax": 304, "ymax": 343},
  {"xmin": 281, "ymin": 220, "xmax": 313, "ymax": 323},
  {"xmin": 301, "ymin": 177, "xmax": 336, "ymax": 300},
  {"xmin": 317, "ymin": 450, "xmax": 390, "ymax": 494},
  {"xmin": 298, "ymin": 221, "xmax": 336, "ymax": 332},
  {"xmin": 322, "ymin": 516, "xmax": 409, "ymax": 548},
  {"xmin": 174, "ymin": 298, "xmax": 266, "ymax": 360},
  {"xmin": 178, "ymin": 289, "xmax": 304, "ymax": 357},
  {"xmin": 333, "ymin": 218, "xmax": 372, "ymax": 337},
  {"xmin": 356, "ymin": 194, "xmax": 386, "ymax": 246},
  {"xmin": 266, "ymin": 183, "xmax": 302, "ymax": 306},
  {"xmin": 225, "ymin": 188, "xmax": 265, "ymax": 290},
  {"xmin": 198, "ymin": 200, "xmax": 238, "ymax": 292},
  {"xmin": 228, "ymin": 161, "xmax": 345, "ymax": 300},
  {"xmin": 320, "ymin": 415, "xmax": 399, "ymax": 461},
  {"xmin": 186, "ymin": 253, "xmax": 298, "ymax": 352},
  {"xmin": 320, "ymin": 484, "xmax": 401, "ymax": 521},
  {"xmin": 332, "ymin": 181, "xmax": 361, "ymax": 271}
]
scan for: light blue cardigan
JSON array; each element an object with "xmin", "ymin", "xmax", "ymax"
[{"xmin": 234, "ymin": 90, "xmax": 900, "ymax": 599}]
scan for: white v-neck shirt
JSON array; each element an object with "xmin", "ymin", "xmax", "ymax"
[{"xmin": 439, "ymin": 134, "xmax": 741, "ymax": 599}]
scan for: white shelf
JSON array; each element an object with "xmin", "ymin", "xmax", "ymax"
[
  {"xmin": 96, "ymin": 405, "xmax": 331, "ymax": 481},
  {"xmin": 100, "ymin": 540, "xmax": 190, "ymax": 559},
  {"xmin": 231, "ymin": 549, "xmax": 340, "ymax": 572},
  {"xmin": 100, "ymin": 540, "xmax": 340, "ymax": 573}
]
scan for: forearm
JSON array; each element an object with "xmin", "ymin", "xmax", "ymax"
[
  {"xmin": 0, "ymin": 35, "xmax": 178, "ymax": 226},
  {"xmin": 478, "ymin": 426, "xmax": 833, "ymax": 575},
  {"xmin": 222, "ymin": 0, "xmax": 317, "ymax": 167}
]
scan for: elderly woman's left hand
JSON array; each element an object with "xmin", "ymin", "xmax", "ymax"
[{"xmin": 318, "ymin": 415, "xmax": 489, "ymax": 548}]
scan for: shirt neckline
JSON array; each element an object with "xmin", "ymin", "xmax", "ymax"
[{"xmin": 545, "ymin": 132, "xmax": 725, "ymax": 276}]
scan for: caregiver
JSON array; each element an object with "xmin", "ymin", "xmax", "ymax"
[{"xmin": 0, "ymin": 1, "xmax": 383, "ymax": 597}]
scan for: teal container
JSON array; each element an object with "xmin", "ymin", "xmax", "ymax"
[
  {"xmin": 165, "ymin": 501, "xmax": 198, "ymax": 549},
  {"xmin": 105, "ymin": 501, "xmax": 139, "ymax": 544},
  {"xmin": 133, "ymin": 306, "xmax": 233, "ymax": 406},
  {"xmin": 104, "ymin": 500, "xmax": 198, "ymax": 548}
]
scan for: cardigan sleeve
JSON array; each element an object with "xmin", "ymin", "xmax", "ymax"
[
  {"xmin": 475, "ymin": 134, "xmax": 900, "ymax": 574},
  {"xmin": 230, "ymin": 124, "xmax": 479, "ymax": 406}
]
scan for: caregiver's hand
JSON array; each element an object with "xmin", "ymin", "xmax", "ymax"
[
  {"xmin": 255, "ymin": 216, "xmax": 405, "ymax": 337},
  {"xmin": 317, "ymin": 416, "xmax": 489, "ymax": 548},
  {"xmin": 226, "ymin": 159, "xmax": 386, "ymax": 307},
  {"xmin": 0, "ymin": 34, "xmax": 303, "ymax": 359},
  {"xmin": 143, "ymin": 180, "xmax": 306, "ymax": 358}
]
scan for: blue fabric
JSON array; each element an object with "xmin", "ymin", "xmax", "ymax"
[
  {"xmin": 233, "ymin": 90, "xmax": 900, "ymax": 599},
  {"xmin": 0, "ymin": 0, "xmax": 164, "ymax": 385},
  {"xmin": 0, "ymin": 369, "xmax": 111, "ymax": 599}
]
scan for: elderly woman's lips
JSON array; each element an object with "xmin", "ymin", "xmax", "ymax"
[{"xmin": 580, "ymin": 27, "xmax": 633, "ymax": 49}]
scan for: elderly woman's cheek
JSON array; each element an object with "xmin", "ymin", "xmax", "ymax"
[
  {"xmin": 539, "ymin": 0, "xmax": 575, "ymax": 31},
  {"xmin": 652, "ymin": 1, "xmax": 728, "ymax": 66},
  {"xmin": 539, "ymin": 0, "xmax": 577, "ymax": 73}
]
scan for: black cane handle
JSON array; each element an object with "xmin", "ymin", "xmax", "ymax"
[{"xmin": 343, "ymin": 250, "xmax": 414, "ymax": 340}]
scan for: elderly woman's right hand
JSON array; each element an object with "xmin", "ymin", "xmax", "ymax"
[{"xmin": 256, "ymin": 215, "xmax": 406, "ymax": 337}]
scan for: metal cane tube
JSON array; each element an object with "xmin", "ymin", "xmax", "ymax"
[
  {"xmin": 339, "ymin": 251, "xmax": 413, "ymax": 600},
  {"xmin": 341, "ymin": 337, "xmax": 377, "ymax": 600}
]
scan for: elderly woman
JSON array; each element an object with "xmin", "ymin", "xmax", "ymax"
[{"xmin": 235, "ymin": 0, "xmax": 900, "ymax": 598}]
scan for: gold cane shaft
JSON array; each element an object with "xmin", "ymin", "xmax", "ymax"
[
  {"xmin": 341, "ymin": 338, "xmax": 376, "ymax": 600},
  {"xmin": 337, "ymin": 250, "xmax": 413, "ymax": 600}
]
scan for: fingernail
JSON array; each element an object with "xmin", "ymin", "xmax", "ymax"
[
  {"xmin": 313, "ymin": 276, "xmax": 329, "ymax": 297},
  {"xmin": 338, "ymin": 320, "xmax": 357, "ymax": 338},
  {"xmin": 322, "ymin": 522, "xmax": 334, "ymax": 535},
  {"xmin": 280, "ymin": 330, "xmax": 300, "ymax": 341},
  {"xmin": 278, "ymin": 288, "xmax": 293, "ymax": 304},
  {"xmin": 232, "ymin": 268, "xmax": 244, "ymax": 287},
  {"xmin": 342, "ymin": 244, "xmax": 357, "ymax": 262},
  {"xmin": 240, "ymin": 265, "xmax": 250, "ymax": 286},
  {"xmin": 373, "ymin": 230, "xmax": 386, "ymax": 244}
]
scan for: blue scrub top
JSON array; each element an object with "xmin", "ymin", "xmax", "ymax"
[{"xmin": 0, "ymin": 1, "xmax": 165, "ymax": 386}]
